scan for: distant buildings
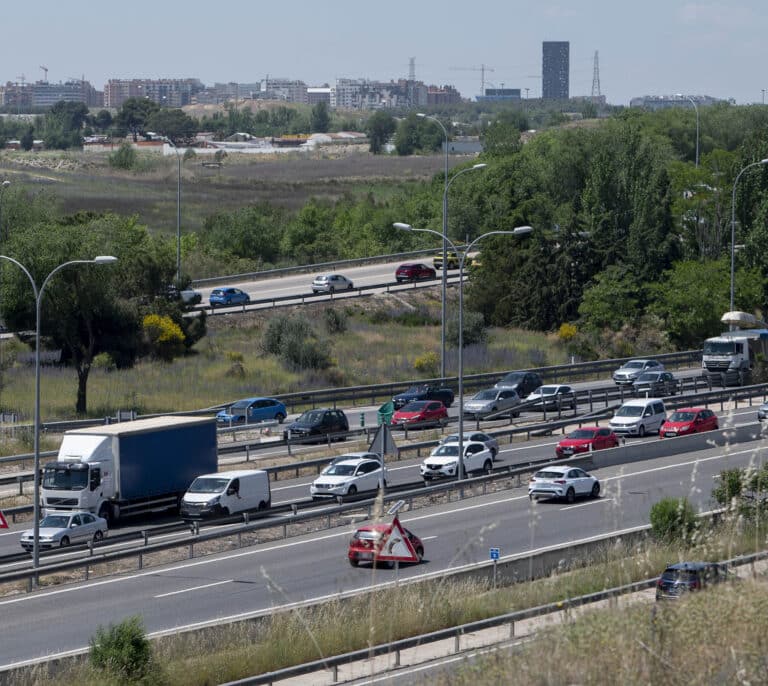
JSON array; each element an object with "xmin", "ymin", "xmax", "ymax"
[
  {"xmin": 104, "ymin": 78, "xmax": 204, "ymax": 108},
  {"xmin": 629, "ymin": 94, "xmax": 726, "ymax": 110},
  {"xmin": 476, "ymin": 88, "xmax": 522, "ymax": 103},
  {"xmin": 0, "ymin": 79, "xmax": 102, "ymax": 109},
  {"xmin": 542, "ymin": 41, "xmax": 569, "ymax": 100}
]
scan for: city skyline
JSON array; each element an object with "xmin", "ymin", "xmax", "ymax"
[{"xmin": 2, "ymin": 0, "xmax": 766, "ymax": 106}]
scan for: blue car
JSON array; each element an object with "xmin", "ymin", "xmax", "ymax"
[
  {"xmin": 217, "ymin": 397, "xmax": 287, "ymax": 425},
  {"xmin": 209, "ymin": 287, "xmax": 251, "ymax": 308}
]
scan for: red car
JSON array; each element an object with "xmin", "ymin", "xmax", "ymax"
[
  {"xmin": 395, "ymin": 263, "xmax": 437, "ymax": 282},
  {"xmin": 555, "ymin": 427, "xmax": 619, "ymax": 458},
  {"xmin": 348, "ymin": 523, "xmax": 424, "ymax": 567},
  {"xmin": 391, "ymin": 400, "xmax": 447, "ymax": 428},
  {"xmin": 659, "ymin": 407, "xmax": 719, "ymax": 438}
]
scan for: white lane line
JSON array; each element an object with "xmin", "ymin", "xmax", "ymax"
[
  {"xmin": 560, "ymin": 498, "xmax": 614, "ymax": 511},
  {"xmin": 154, "ymin": 579, "xmax": 232, "ymax": 598},
  {"xmin": 420, "ymin": 536, "xmax": 438, "ymax": 541}
]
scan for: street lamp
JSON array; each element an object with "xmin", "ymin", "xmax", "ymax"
[
  {"xmin": 730, "ymin": 158, "xmax": 768, "ymax": 313},
  {"xmin": 0, "ymin": 180, "xmax": 10, "ymax": 241},
  {"xmin": 162, "ymin": 137, "xmax": 182, "ymax": 284},
  {"xmin": 677, "ymin": 94, "xmax": 699, "ymax": 167},
  {"xmin": 0, "ymin": 254, "xmax": 118, "ymax": 573},
  {"xmin": 394, "ymin": 222, "xmax": 532, "ymax": 480}
]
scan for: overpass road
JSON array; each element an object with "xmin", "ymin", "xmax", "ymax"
[{"xmin": 1, "ymin": 431, "xmax": 766, "ymax": 669}]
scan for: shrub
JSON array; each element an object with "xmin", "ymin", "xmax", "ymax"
[
  {"xmin": 557, "ymin": 323, "xmax": 577, "ymax": 342},
  {"xmin": 650, "ymin": 496, "xmax": 697, "ymax": 543},
  {"xmin": 414, "ymin": 351, "xmax": 439, "ymax": 376},
  {"xmin": 89, "ymin": 615, "xmax": 157, "ymax": 684},
  {"xmin": 142, "ymin": 314, "xmax": 185, "ymax": 362},
  {"xmin": 261, "ymin": 315, "xmax": 330, "ymax": 370},
  {"xmin": 109, "ymin": 142, "xmax": 137, "ymax": 170},
  {"xmin": 446, "ymin": 310, "xmax": 487, "ymax": 347},
  {"xmin": 92, "ymin": 352, "xmax": 116, "ymax": 372},
  {"xmin": 324, "ymin": 308, "xmax": 348, "ymax": 334},
  {"xmin": 712, "ymin": 466, "xmax": 768, "ymax": 520}
]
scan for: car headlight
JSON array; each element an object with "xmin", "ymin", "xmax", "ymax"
[{"xmin": 680, "ymin": 425, "xmax": 691, "ymax": 432}]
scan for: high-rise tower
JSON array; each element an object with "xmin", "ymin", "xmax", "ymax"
[{"xmin": 542, "ymin": 41, "xmax": 569, "ymax": 100}]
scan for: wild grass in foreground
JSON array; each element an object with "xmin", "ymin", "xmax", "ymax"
[{"xmin": 25, "ymin": 518, "xmax": 768, "ymax": 686}]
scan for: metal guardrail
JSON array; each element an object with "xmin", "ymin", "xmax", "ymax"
[{"xmin": 222, "ymin": 545, "xmax": 768, "ymax": 686}]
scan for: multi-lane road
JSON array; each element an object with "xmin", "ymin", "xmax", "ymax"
[{"xmin": 0, "ymin": 405, "xmax": 765, "ymax": 669}]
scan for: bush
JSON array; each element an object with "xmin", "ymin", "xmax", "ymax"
[
  {"xmin": 446, "ymin": 310, "xmax": 487, "ymax": 347},
  {"xmin": 109, "ymin": 142, "xmax": 137, "ymax": 170},
  {"xmin": 650, "ymin": 496, "xmax": 697, "ymax": 543},
  {"xmin": 142, "ymin": 314, "xmax": 185, "ymax": 362},
  {"xmin": 324, "ymin": 308, "xmax": 348, "ymax": 334},
  {"xmin": 261, "ymin": 315, "xmax": 330, "ymax": 370},
  {"xmin": 414, "ymin": 351, "xmax": 439, "ymax": 376},
  {"xmin": 89, "ymin": 615, "xmax": 157, "ymax": 684}
]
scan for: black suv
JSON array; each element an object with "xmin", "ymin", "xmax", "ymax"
[
  {"xmin": 655, "ymin": 561, "xmax": 733, "ymax": 601},
  {"xmin": 392, "ymin": 384, "xmax": 455, "ymax": 410},
  {"xmin": 493, "ymin": 371, "xmax": 543, "ymax": 397},
  {"xmin": 283, "ymin": 408, "xmax": 349, "ymax": 443}
]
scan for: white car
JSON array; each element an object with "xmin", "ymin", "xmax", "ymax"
[
  {"xmin": 612, "ymin": 359, "xmax": 664, "ymax": 385},
  {"xmin": 310, "ymin": 456, "xmax": 386, "ymax": 498},
  {"xmin": 525, "ymin": 384, "xmax": 576, "ymax": 410},
  {"xmin": 440, "ymin": 431, "xmax": 499, "ymax": 458},
  {"xmin": 463, "ymin": 388, "xmax": 521, "ymax": 419},
  {"xmin": 20, "ymin": 511, "xmax": 108, "ymax": 551},
  {"xmin": 420, "ymin": 441, "xmax": 494, "ymax": 482},
  {"xmin": 311, "ymin": 274, "xmax": 354, "ymax": 293},
  {"xmin": 528, "ymin": 465, "xmax": 600, "ymax": 503}
]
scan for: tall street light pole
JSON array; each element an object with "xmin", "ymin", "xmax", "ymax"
[
  {"xmin": 730, "ymin": 158, "xmax": 768, "ymax": 313},
  {"xmin": 163, "ymin": 138, "xmax": 182, "ymax": 284},
  {"xmin": 677, "ymin": 94, "xmax": 700, "ymax": 167},
  {"xmin": 0, "ymin": 180, "xmax": 10, "ymax": 241},
  {"xmin": 394, "ymin": 223, "xmax": 532, "ymax": 480},
  {"xmin": 417, "ymin": 114, "xmax": 449, "ymax": 380},
  {"xmin": 0, "ymin": 254, "xmax": 118, "ymax": 573}
]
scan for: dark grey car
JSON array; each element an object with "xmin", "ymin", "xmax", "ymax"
[{"xmin": 633, "ymin": 371, "xmax": 679, "ymax": 397}]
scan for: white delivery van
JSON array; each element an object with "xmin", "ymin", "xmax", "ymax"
[
  {"xmin": 609, "ymin": 398, "xmax": 666, "ymax": 437},
  {"xmin": 180, "ymin": 470, "xmax": 270, "ymax": 520}
]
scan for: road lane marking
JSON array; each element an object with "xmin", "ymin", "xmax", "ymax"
[
  {"xmin": 420, "ymin": 536, "xmax": 438, "ymax": 541},
  {"xmin": 560, "ymin": 498, "xmax": 614, "ymax": 511},
  {"xmin": 154, "ymin": 579, "xmax": 232, "ymax": 598}
]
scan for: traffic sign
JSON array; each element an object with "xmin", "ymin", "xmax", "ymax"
[
  {"xmin": 373, "ymin": 516, "xmax": 419, "ymax": 563},
  {"xmin": 489, "ymin": 546, "xmax": 500, "ymax": 561},
  {"xmin": 368, "ymin": 423, "xmax": 397, "ymax": 456},
  {"xmin": 0, "ymin": 510, "xmax": 7, "ymax": 529}
]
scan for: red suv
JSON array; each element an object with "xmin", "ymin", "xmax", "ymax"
[{"xmin": 395, "ymin": 263, "xmax": 437, "ymax": 282}]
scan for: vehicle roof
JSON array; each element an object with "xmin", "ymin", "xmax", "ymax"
[
  {"xmin": 621, "ymin": 358, "xmax": 655, "ymax": 364},
  {"xmin": 566, "ymin": 426, "xmax": 603, "ymax": 432},
  {"xmin": 619, "ymin": 397, "xmax": 664, "ymax": 406},
  {"xmin": 335, "ymin": 452, "xmax": 379, "ymax": 459},
  {"xmin": 229, "ymin": 396, "xmax": 279, "ymax": 404},
  {"xmin": 437, "ymin": 440, "xmax": 488, "ymax": 448},
  {"xmin": 334, "ymin": 455, "xmax": 379, "ymax": 465},
  {"xmin": 195, "ymin": 470, "xmax": 266, "ymax": 479},
  {"xmin": 669, "ymin": 407, "xmax": 706, "ymax": 413},
  {"xmin": 65, "ymin": 415, "xmax": 215, "ymax": 436},
  {"xmin": 42, "ymin": 510, "xmax": 93, "ymax": 517},
  {"xmin": 664, "ymin": 561, "xmax": 717, "ymax": 570},
  {"xmin": 535, "ymin": 465, "xmax": 573, "ymax": 473}
]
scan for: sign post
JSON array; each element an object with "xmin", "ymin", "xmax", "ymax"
[
  {"xmin": 369, "ymin": 423, "xmax": 398, "ymax": 494},
  {"xmin": 489, "ymin": 546, "xmax": 500, "ymax": 587}
]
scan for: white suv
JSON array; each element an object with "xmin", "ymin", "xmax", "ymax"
[
  {"xmin": 420, "ymin": 441, "xmax": 494, "ymax": 482},
  {"xmin": 310, "ymin": 456, "xmax": 386, "ymax": 498}
]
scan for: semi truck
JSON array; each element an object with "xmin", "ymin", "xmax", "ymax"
[
  {"xmin": 41, "ymin": 415, "xmax": 218, "ymax": 522},
  {"xmin": 701, "ymin": 312, "xmax": 768, "ymax": 386}
]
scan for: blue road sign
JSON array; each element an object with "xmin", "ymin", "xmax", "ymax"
[{"xmin": 489, "ymin": 547, "xmax": 500, "ymax": 561}]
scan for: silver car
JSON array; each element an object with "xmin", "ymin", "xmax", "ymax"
[
  {"xmin": 440, "ymin": 431, "xmax": 499, "ymax": 458},
  {"xmin": 312, "ymin": 274, "xmax": 354, "ymax": 293},
  {"xmin": 20, "ymin": 511, "xmax": 108, "ymax": 551},
  {"xmin": 463, "ymin": 388, "xmax": 521, "ymax": 419},
  {"xmin": 613, "ymin": 359, "xmax": 664, "ymax": 385}
]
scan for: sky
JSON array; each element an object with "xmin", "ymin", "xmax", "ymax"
[{"xmin": 2, "ymin": 0, "xmax": 767, "ymax": 106}]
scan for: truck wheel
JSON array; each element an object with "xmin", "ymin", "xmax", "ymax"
[
  {"xmin": 59, "ymin": 536, "xmax": 70, "ymax": 547},
  {"xmin": 98, "ymin": 503, "xmax": 113, "ymax": 524}
]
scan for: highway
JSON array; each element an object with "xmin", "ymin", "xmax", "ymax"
[{"xmin": 0, "ymin": 430, "xmax": 766, "ymax": 669}]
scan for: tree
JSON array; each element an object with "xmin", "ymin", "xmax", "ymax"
[
  {"xmin": 310, "ymin": 101, "xmax": 330, "ymax": 133},
  {"xmin": 649, "ymin": 496, "xmax": 697, "ymax": 543},
  {"xmin": 116, "ymin": 97, "xmax": 161, "ymax": 141},
  {"xmin": 366, "ymin": 110, "xmax": 396, "ymax": 154},
  {"xmin": 0, "ymin": 213, "xmax": 176, "ymax": 414},
  {"xmin": 578, "ymin": 265, "xmax": 641, "ymax": 330},
  {"xmin": 147, "ymin": 108, "xmax": 197, "ymax": 143},
  {"xmin": 20, "ymin": 126, "xmax": 34, "ymax": 151},
  {"xmin": 93, "ymin": 109, "xmax": 113, "ymax": 132}
]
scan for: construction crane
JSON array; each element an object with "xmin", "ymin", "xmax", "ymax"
[
  {"xmin": 40, "ymin": 65, "xmax": 48, "ymax": 82},
  {"xmin": 449, "ymin": 64, "xmax": 495, "ymax": 95}
]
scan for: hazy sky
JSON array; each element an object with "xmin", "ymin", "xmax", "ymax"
[{"xmin": 3, "ymin": 0, "xmax": 766, "ymax": 105}]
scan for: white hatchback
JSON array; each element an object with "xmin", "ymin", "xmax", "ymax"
[
  {"xmin": 528, "ymin": 465, "xmax": 600, "ymax": 503},
  {"xmin": 310, "ymin": 456, "xmax": 386, "ymax": 498}
]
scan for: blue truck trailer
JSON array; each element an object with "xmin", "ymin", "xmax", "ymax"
[{"xmin": 41, "ymin": 416, "xmax": 218, "ymax": 522}]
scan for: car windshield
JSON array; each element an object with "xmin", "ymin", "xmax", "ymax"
[
  {"xmin": 42, "ymin": 465, "xmax": 88, "ymax": 490},
  {"xmin": 669, "ymin": 411, "xmax": 696, "ymax": 422},
  {"xmin": 325, "ymin": 464, "xmax": 356, "ymax": 476},
  {"xmin": 297, "ymin": 410, "xmax": 324, "ymax": 424},
  {"xmin": 500, "ymin": 373, "xmax": 523, "ymax": 383},
  {"xmin": 39, "ymin": 515, "xmax": 71, "ymax": 528},
  {"xmin": 636, "ymin": 373, "xmax": 660, "ymax": 382},
  {"xmin": 623, "ymin": 361, "xmax": 645, "ymax": 369},
  {"xmin": 662, "ymin": 569, "xmax": 699, "ymax": 582},
  {"xmin": 473, "ymin": 390, "xmax": 497, "ymax": 400},
  {"xmin": 229, "ymin": 400, "xmax": 253, "ymax": 410},
  {"xmin": 403, "ymin": 385, "xmax": 427, "ymax": 394},
  {"xmin": 401, "ymin": 401, "xmax": 428, "ymax": 411},
  {"xmin": 567, "ymin": 429, "xmax": 596, "ymax": 439},
  {"xmin": 433, "ymin": 445, "xmax": 459, "ymax": 457},
  {"xmin": 615, "ymin": 405, "xmax": 644, "ymax": 417},
  {"xmin": 314, "ymin": 276, "xmax": 329, "ymax": 282},
  {"xmin": 535, "ymin": 386, "xmax": 558, "ymax": 396},
  {"xmin": 534, "ymin": 470, "xmax": 565, "ymax": 479},
  {"xmin": 188, "ymin": 477, "xmax": 229, "ymax": 494}
]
